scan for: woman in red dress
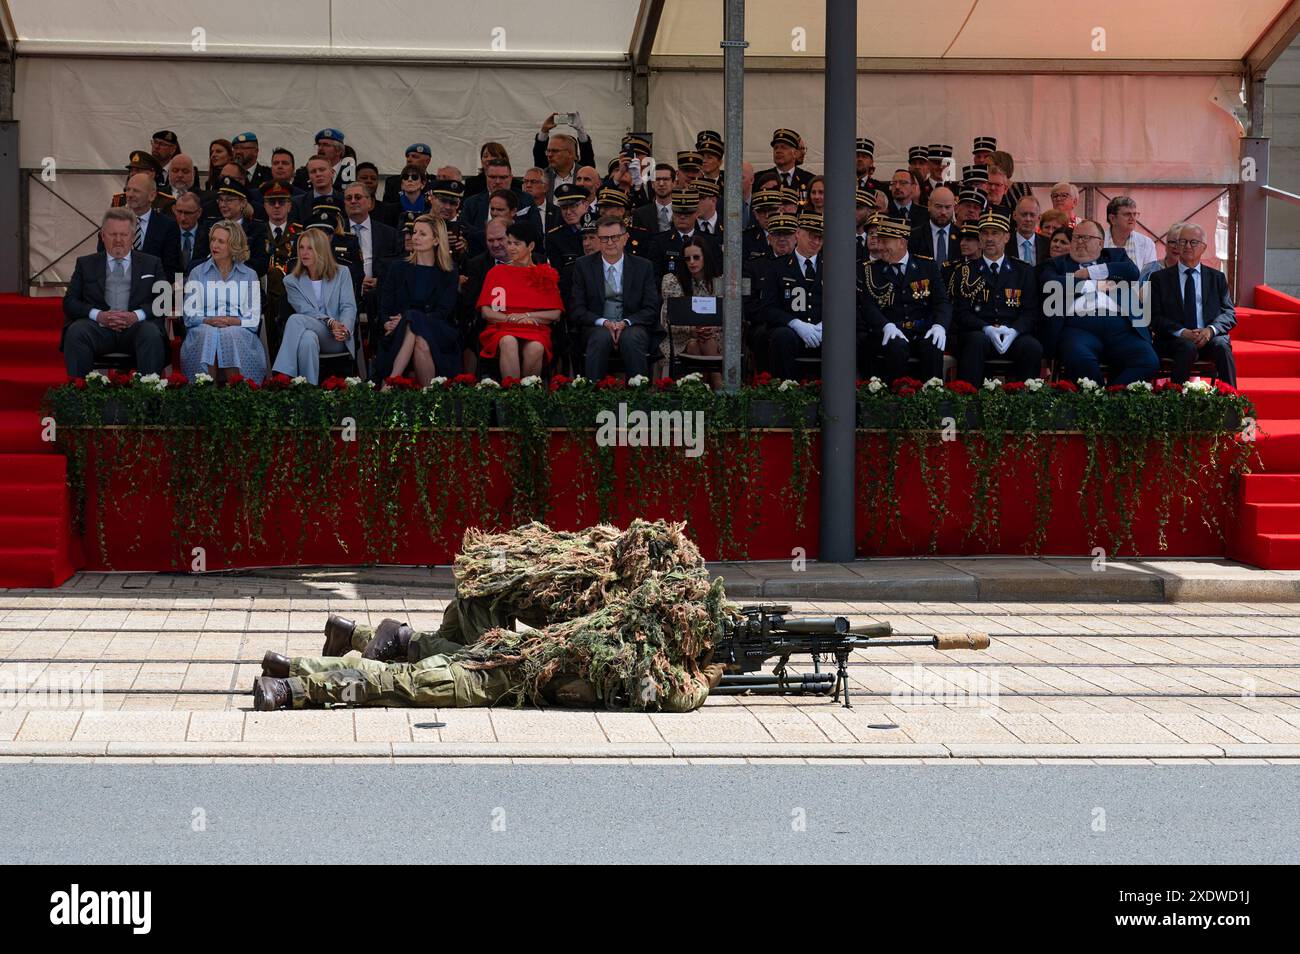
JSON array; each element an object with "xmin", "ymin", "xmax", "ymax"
[{"xmin": 476, "ymin": 222, "xmax": 563, "ymax": 379}]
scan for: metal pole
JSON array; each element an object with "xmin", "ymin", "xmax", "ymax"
[
  {"xmin": 720, "ymin": 0, "xmax": 746, "ymax": 391},
  {"xmin": 819, "ymin": 0, "xmax": 856, "ymax": 562},
  {"xmin": 1238, "ymin": 137, "xmax": 1269, "ymax": 307}
]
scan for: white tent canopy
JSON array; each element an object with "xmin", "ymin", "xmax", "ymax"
[{"xmin": 5, "ymin": 0, "xmax": 1299, "ymax": 284}]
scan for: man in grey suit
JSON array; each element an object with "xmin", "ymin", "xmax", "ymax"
[
  {"xmin": 62, "ymin": 208, "xmax": 167, "ymax": 377},
  {"xmin": 568, "ymin": 215, "xmax": 662, "ymax": 378}
]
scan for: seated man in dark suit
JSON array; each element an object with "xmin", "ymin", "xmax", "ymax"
[
  {"xmin": 63, "ymin": 208, "xmax": 167, "ymax": 377},
  {"xmin": 291, "ymin": 155, "xmax": 345, "ymax": 226},
  {"xmin": 908, "ymin": 186, "xmax": 960, "ymax": 267},
  {"xmin": 760, "ymin": 212, "xmax": 828, "ymax": 379},
  {"xmin": 886, "ymin": 170, "xmax": 928, "ymax": 229},
  {"xmin": 1006, "ymin": 195, "xmax": 1051, "ymax": 268},
  {"xmin": 568, "ymin": 216, "xmax": 661, "ymax": 379},
  {"xmin": 99, "ymin": 172, "xmax": 182, "ymax": 280},
  {"xmin": 1040, "ymin": 219, "xmax": 1156, "ymax": 385},
  {"xmin": 1148, "ymin": 223, "xmax": 1237, "ymax": 386}
]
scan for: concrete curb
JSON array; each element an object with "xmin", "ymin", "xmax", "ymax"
[{"xmin": 2, "ymin": 741, "xmax": 1298, "ymax": 760}]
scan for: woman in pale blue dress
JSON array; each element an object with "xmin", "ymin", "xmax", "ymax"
[{"xmin": 182, "ymin": 220, "xmax": 267, "ymax": 381}]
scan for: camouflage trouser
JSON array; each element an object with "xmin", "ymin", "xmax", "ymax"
[
  {"xmin": 343, "ymin": 596, "xmax": 547, "ymax": 662},
  {"xmin": 287, "ymin": 652, "xmax": 520, "ymax": 708}
]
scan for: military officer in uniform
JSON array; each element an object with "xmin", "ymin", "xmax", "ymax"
[
  {"xmin": 112, "ymin": 150, "xmax": 177, "ymax": 215},
  {"xmin": 692, "ymin": 176, "xmax": 723, "ymax": 239},
  {"xmin": 544, "ymin": 181, "xmax": 591, "ymax": 270},
  {"xmin": 743, "ymin": 212, "xmax": 797, "ymax": 372},
  {"xmin": 943, "ymin": 222, "xmax": 981, "ymax": 298},
  {"xmin": 647, "ymin": 188, "xmax": 719, "ymax": 279},
  {"xmin": 756, "ymin": 128, "xmax": 815, "ymax": 207},
  {"xmin": 150, "ymin": 130, "xmax": 181, "ymax": 189},
  {"xmin": 925, "ymin": 144, "xmax": 957, "ymax": 197},
  {"xmin": 262, "ymin": 182, "xmax": 303, "ymax": 358},
  {"xmin": 759, "ymin": 211, "xmax": 825, "ymax": 379},
  {"xmin": 972, "ymin": 135, "xmax": 998, "ymax": 167},
  {"xmin": 743, "ymin": 188, "xmax": 782, "ymax": 262},
  {"xmin": 908, "ymin": 146, "xmax": 931, "ymax": 202},
  {"xmin": 860, "ymin": 215, "xmax": 951, "ymax": 384},
  {"xmin": 676, "ymin": 149, "xmax": 704, "ymax": 188},
  {"xmin": 202, "ymin": 177, "xmax": 269, "ymax": 276},
  {"xmin": 696, "ymin": 130, "xmax": 725, "ymax": 183},
  {"xmin": 856, "ymin": 138, "xmax": 886, "ymax": 196},
  {"xmin": 286, "ymin": 199, "xmax": 363, "ymax": 297},
  {"xmin": 950, "ymin": 212, "xmax": 1043, "ymax": 386},
  {"xmin": 955, "ymin": 186, "xmax": 989, "ymax": 229},
  {"xmin": 231, "ymin": 131, "xmax": 273, "ymax": 192}
]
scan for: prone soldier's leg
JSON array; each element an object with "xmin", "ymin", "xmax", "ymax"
[{"xmin": 286, "ymin": 653, "xmax": 520, "ymax": 708}]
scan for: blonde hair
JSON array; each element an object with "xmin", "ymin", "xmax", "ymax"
[
  {"xmin": 407, "ymin": 214, "xmax": 453, "ymax": 271},
  {"xmin": 292, "ymin": 229, "xmax": 339, "ymax": 281},
  {"xmin": 208, "ymin": 220, "xmax": 249, "ymax": 264}
]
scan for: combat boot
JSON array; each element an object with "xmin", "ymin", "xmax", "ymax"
[
  {"xmin": 363, "ymin": 619, "xmax": 413, "ymax": 662},
  {"xmin": 252, "ymin": 676, "xmax": 292, "ymax": 711},
  {"xmin": 321, "ymin": 615, "xmax": 356, "ymax": 656},
  {"xmin": 261, "ymin": 651, "xmax": 291, "ymax": 677},
  {"xmin": 541, "ymin": 674, "xmax": 599, "ymax": 708}
]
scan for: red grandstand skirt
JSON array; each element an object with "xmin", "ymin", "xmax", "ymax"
[{"xmin": 479, "ymin": 320, "xmax": 554, "ymax": 362}]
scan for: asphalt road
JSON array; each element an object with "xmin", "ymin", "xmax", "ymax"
[{"xmin": 1, "ymin": 764, "xmax": 1296, "ymax": 864}]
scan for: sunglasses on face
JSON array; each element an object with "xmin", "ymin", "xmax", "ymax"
[{"xmin": 403, "ymin": 173, "xmax": 424, "ymax": 181}]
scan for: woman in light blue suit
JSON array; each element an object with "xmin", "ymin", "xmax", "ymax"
[
  {"xmin": 182, "ymin": 220, "xmax": 267, "ymax": 382},
  {"xmin": 272, "ymin": 229, "xmax": 357, "ymax": 383}
]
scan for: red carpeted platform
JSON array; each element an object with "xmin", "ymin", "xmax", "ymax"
[
  {"xmin": 1229, "ymin": 285, "xmax": 1300, "ymax": 568},
  {"xmin": 0, "ymin": 294, "xmax": 78, "ymax": 588}
]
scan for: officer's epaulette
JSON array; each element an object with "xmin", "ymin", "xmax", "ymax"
[
  {"xmin": 914, "ymin": 254, "xmax": 933, "ymax": 260},
  {"xmin": 547, "ymin": 225, "xmax": 563, "ymax": 234}
]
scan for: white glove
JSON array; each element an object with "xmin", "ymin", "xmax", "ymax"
[
  {"xmin": 572, "ymin": 111, "xmax": 587, "ymax": 136},
  {"xmin": 808, "ymin": 323, "xmax": 823, "ymax": 348},
  {"xmin": 995, "ymin": 326, "xmax": 1018, "ymax": 354},
  {"xmin": 983, "ymin": 324, "xmax": 1002, "ymax": 348},
  {"xmin": 788, "ymin": 318, "xmax": 820, "ymax": 348},
  {"xmin": 923, "ymin": 324, "xmax": 946, "ymax": 351},
  {"xmin": 881, "ymin": 322, "xmax": 907, "ymax": 346}
]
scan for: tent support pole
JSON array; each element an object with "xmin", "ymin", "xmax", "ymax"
[
  {"xmin": 721, "ymin": 0, "xmax": 745, "ymax": 392},
  {"xmin": 819, "ymin": 0, "xmax": 856, "ymax": 563},
  {"xmin": 1238, "ymin": 136, "xmax": 1269, "ymax": 307},
  {"xmin": 0, "ymin": 37, "xmax": 18, "ymax": 293}
]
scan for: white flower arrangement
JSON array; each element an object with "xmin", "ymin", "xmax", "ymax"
[
  {"xmin": 86, "ymin": 370, "xmax": 108, "ymax": 384},
  {"xmin": 519, "ymin": 375, "xmax": 542, "ymax": 388},
  {"xmin": 778, "ymin": 379, "xmax": 800, "ymax": 391},
  {"xmin": 477, "ymin": 378, "xmax": 501, "ymax": 389},
  {"xmin": 866, "ymin": 377, "xmax": 884, "ymax": 393},
  {"xmin": 1183, "ymin": 379, "xmax": 1213, "ymax": 394},
  {"xmin": 138, "ymin": 373, "xmax": 160, "ymax": 386},
  {"xmin": 570, "ymin": 375, "xmax": 588, "ymax": 387},
  {"xmin": 676, "ymin": 372, "xmax": 704, "ymax": 386},
  {"xmin": 923, "ymin": 377, "xmax": 944, "ymax": 390},
  {"xmin": 345, "ymin": 376, "xmax": 363, "ymax": 387},
  {"xmin": 626, "ymin": 374, "xmax": 649, "ymax": 387},
  {"xmin": 193, "ymin": 372, "xmax": 213, "ymax": 385},
  {"xmin": 1078, "ymin": 377, "xmax": 1099, "ymax": 392},
  {"xmin": 291, "ymin": 375, "xmax": 308, "ymax": 386},
  {"xmin": 982, "ymin": 378, "xmax": 999, "ymax": 391},
  {"xmin": 427, "ymin": 376, "xmax": 448, "ymax": 390},
  {"xmin": 1126, "ymin": 380, "xmax": 1153, "ymax": 393},
  {"xmin": 1024, "ymin": 378, "xmax": 1044, "ymax": 392}
]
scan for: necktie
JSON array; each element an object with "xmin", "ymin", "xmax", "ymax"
[
  {"xmin": 1183, "ymin": 268, "xmax": 1198, "ymax": 329},
  {"xmin": 699, "ymin": 220, "xmax": 710, "ymax": 234},
  {"xmin": 273, "ymin": 227, "xmax": 282, "ymax": 244},
  {"xmin": 893, "ymin": 263, "xmax": 903, "ymax": 280},
  {"xmin": 935, "ymin": 228, "xmax": 947, "ymax": 262},
  {"xmin": 182, "ymin": 232, "xmax": 193, "ymax": 265},
  {"xmin": 607, "ymin": 264, "xmax": 620, "ymax": 294},
  {"xmin": 782, "ymin": 172, "xmax": 791, "ymax": 188},
  {"xmin": 804, "ymin": 258, "xmax": 817, "ymax": 281},
  {"xmin": 857, "ymin": 235, "xmax": 866, "ymax": 255},
  {"xmin": 1022, "ymin": 238, "xmax": 1034, "ymax": 265},
  {"xmin": 113, "ymin": 258, "xmax": 125, "ymax": 276},
  {"xmin": 133, "ymin": 219, "xmax": 143, "ymax": 249},
  {"xmin": 989, "ymin": 260, "xmax": 999, "ymax": 279}
]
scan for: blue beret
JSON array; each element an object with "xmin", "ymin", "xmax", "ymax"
[
  {"xmin": 232, "ymin": 131, "xmax": 258, "ymax": 145},
  {"xmin": 315, "ymin": 128, "xmax": 345, "ymax": 144},
  {"xmin": 406, "ymin": 143, "xmax": 432, "ymax": 157}
]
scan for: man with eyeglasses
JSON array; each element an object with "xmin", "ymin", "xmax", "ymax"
[
  {"xmin": 533, "ymin": 112, "xmax": 596, "ymax": 196},
  {"xmin": 545, "ymin": 183, "xmax": 592, "ymax": 269},
  {"xmin": 1148, "ymin": 223, "xmax": 1237, "ymax": 386},
  {"xmin": 520, "ymin": 167, "xmax": 557, "ymax": 235},
  {"xmin": 1103, "ymin": 195, "xmax": 1157, "ymax": 270},
  {"xmin": 1041, "ymin": 218, "xmax": 1155, "ymax": 384},
  {"xmin": 568, "ymin": 216, "xmax": 662, "ymax": 379},
  {"xmin": 1140, "ymin": 224, "xmax": 1185, "ymax": 282},
  {"xmin": 632, "ymin": 163, "xmax": 678, "ymax": 235}
]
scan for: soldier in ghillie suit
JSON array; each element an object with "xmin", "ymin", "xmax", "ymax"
[{"xmin": 253, "ymin": 520, "xmax": 728, "ymax": 712}]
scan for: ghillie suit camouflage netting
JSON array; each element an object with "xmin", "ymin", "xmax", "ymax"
[{"xmin": 455, "ymin": 519, "xmax": 734, "ymax": 709}]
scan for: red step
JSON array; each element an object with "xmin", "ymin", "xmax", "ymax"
[
  {"xmin": 0, "ymin": 483, "xmax": 66, "ymax": 518},
  {"xmin": 2, "ymin": 327, "xmax": 64, "ymax": 365},
  {"xmin": 1229, "ymin": 532, "xmax": 1300, "ymax": 570},
  {"xmin": 1254, "ymin": 285, "xmax": 1300, "ymax": 313},
  {"xmin": 0, "ymin": 410, "xmax": 58, "ymax": 454},
  {"xmin": 1253, "ymin": 419, "xmax": 1300, "ymax": 471},
  {"xmin": 1240, "ymin": 473, "xmax": 1300, "ymax": 504},
  {"xmin": 1241, "ymin": 502, "xmax": 1300, "ymax": 535},
  {"xmin": 0, "ymin": 365, "xmax": 68, "ymax": 412},
  {"xmin": 1234, "ymin": 309, "xmax": 1300, "ymax": 342},
  {"xmin": 0, "ymin": 453, "xmax": 66, "ymax": 485},
  {"xmin": 1234, "ymin": 341, "xmax": 1300, "ymax": 377},
  {"xmin": 1237, "ymin": 378, "xmax": 1300, "ymax": 420},
  {"xmin": 0, "ymin": 547, "xmax": 75, "ymax": 589},
  {"xmin": 0, "ymin": 294, "xmax": 64, "ymax": 324},
  {"xmin": 0, "ymin": 515, "xmax": 67, "ymax": 548}
]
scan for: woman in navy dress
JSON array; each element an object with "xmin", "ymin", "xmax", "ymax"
[{"xmin": 372, "ymin": 214, "xmax": 459, "ymax": 384}]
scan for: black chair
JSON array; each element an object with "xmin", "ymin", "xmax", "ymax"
[{"xmin": 664, "ymin": 297, "xmax": 726, "ymax": 379}]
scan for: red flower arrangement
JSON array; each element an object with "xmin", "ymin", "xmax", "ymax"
[
  {"xmin": 165, "ymin": 372, "xmax": 188, "ymax": 389},
  {"xmin": 449, "ymin": 373, "xmax": 477, "ymax": 387},
  {"xmin": 945, "ymin": 380, "xmax": 977, "ymax": 396},
  {"xmin": 266, "ymin": 372, "xmax": 294, "ymax": 390},
  {"xmin": 1001, "ymin": 381, "xmax": 1026, "ymax": 393},
  {"xmin": 1215, "ymin": 381, "xmax": 1238, "ymax": 395},
  {"xmin": 1051, "ymin": 380, "xmax": 1079, "ymax": 393},
  {"xmin": 107, "ymin": 369, "xmax": 135, "ymax": 386},
  {"xmin": 321, "ymin": 376, "xmax": 348, "ymax": 391},
  {"xmin": 1105, "ymin": 384, "xmax": 1127, "ymax": 393},
  {"xmin": 384, "ymin": 376, "xmax": 417, "ymax": 390},
  {"xmin": 890, "ymin": 376, "xmax": 923, "ymax": 392},
  {"xmin": 596, "ymin": 375, "xmax": 624, "ymax": 390},
  {"xmin": 654, "ymin": 377, "xmax": 675, "ymax": 390},
  {"xmin": 754, "ymin": 371, "xmax": 773, "ymax": 387},
  {"xmin": 500, "ymin": 377, "xmax": 520, "ymax": 389},
  {"xmin": 548, "ymin": 374, "xmax": 572, "ymax": 392},
  {"xmin": 225, "ymin": 371, "xmax": 245, "ymax": 387},
  {"xmin": 71, "ymin": 377, "xmax": 87, "ymax": 390},
  {"xmin": 1155, "ymin": 381, "xmax": 1183, "ymax": 394},
  {"xmin": 896, "ymin": 385, "xmax": 917, "ymax": 397}
]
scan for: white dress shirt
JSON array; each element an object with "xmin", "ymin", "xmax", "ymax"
[
  {"xmin": 1104, "ymin": 228, "xmax": 1157, "ymax": 270},
  {"xmin": 90, "ymin": 251, "xmax": 146, "ymax": 324},
  {"xmin": 350, "ymin": 216, "xmax": 374, "ymax": 278}
]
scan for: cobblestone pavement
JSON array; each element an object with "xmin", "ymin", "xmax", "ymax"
[{"xmin": 2, "ymin": 568, "xmax": 1300, "ymax": 762}]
